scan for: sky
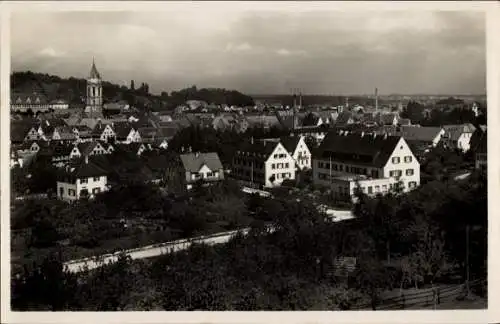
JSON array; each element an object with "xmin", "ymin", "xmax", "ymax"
[{"xmin": 10, "ymin": 7, "xmax": 486, "ymax": 96}]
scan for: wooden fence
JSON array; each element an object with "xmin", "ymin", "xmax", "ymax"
[{"xmin": 353, "ymin": 279, "xmax": 484, "ymax": 310}]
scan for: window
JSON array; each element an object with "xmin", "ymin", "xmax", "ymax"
[
  {"xmin": 361, "ymin": 187, "xmax": 366, "ymax": 193},
  {"xmin": 392, "ymin": 157, "xmax": 400, "ymax": 164},
  {"xmin": 368, "ymin": 186, "xmax": 373, "ymax": 194},
  {"xmin": 59, "ymin": 187, "xmax": 64, "ymax": 197},
  {"xmin": 214, "ymin": 171, "xmax": 219, "ymax": 177},
  {"xmin": 382, "ymin": 185, "xmax": 388, "ymax": 192},
  {"xmin": 319, "ymin": 162, "xmax": 324, "ymax": 168},
  {"xmin": 406, "ymin": 169, "xmax": 414, "ymax": 176},
  {"xmin": 285, "ymin": 163, "xmax": 289, "ymax": 168},
  {"xmin": 80, "ymin": 178, "xmax": 88, "ymax": 184},
  {"xmin": 92, "ymin": 188, "xmax": 101, "ymax": 194},
  {"xmin": 282, "ymin": 172, "xmax": 287, "ymax": 178},
  {"xmin": 374, "ymin": 185, "xmax": 380, "ymax": 192},
  {"xmin": 404, "ymin": 156, "xmax": 413, "ymax": 163},
  {"xmin": 68, "ymin": 189, "xmax": 76, "ymax": 196},
  {"xmin": 339, "ymin": 165, "xmax": 344, "ymax": 171},
  {"xmin": 207, "ymin": 172, "xmax": 213, "ymax": 177},
  {"xmin": 409, "ymin": 181, "xmax": 417, "ymax": 189},
  {"xmin": 93, "ymin": 176, "xmax": 100, "ymax": 181},
  {"xmin": 272, "ymin": 164, "xmax": 276, "ymax": 169},
  {"xmin": 274, "ymin": 154, "xmax": 278, "ymax": 159}
]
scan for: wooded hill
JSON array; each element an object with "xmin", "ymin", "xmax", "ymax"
[{"xmin": 11, "ymin": 71, "xmax": 255, "ymax": 110}]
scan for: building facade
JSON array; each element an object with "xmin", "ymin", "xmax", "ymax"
[
  {"xmin": 312, "ymin": 131, "xmax": 420, "ymax": 201},
  {"xmin": 232, "ymin": 140, "xmax": 296, "ymax": 188},
  {"xmin": 57, "ymin": 157, "xmax": 108, "ymax": 201}
]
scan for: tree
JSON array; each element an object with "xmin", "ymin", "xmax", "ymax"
[{"xmin": 12, "ymin": 255, "xmax": 79, "ymax": 311}]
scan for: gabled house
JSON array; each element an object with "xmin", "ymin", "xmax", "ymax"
[
  {"xmin": 114, "ymin": 142, "xmax": 148, "ymax": 156},
  {"xmin": 442, "ymin": 123, "xmax": 476, "ymax": 152},
  {"xmin": 261, "ymin": 135, "xmax": 312, "ymax": 170},
  {"xmin": 44, "ymin": 143, "xmax": 75, "ymax": 167},
  {"xmin": 301, "ymin": 112, "xmax": 324, "ymax": 127},
  {"xmin": 73, "ymin": 141, "xmax": 110, "ymax": 159},
  {"xmin": 312, "ymin": 131, "xmax": 420, "ymax": 201},
  {"xmin": 11, "ymin": 121, "xmax": 36, "ymax": 144},
  {"xmin": 51, "ymin": 125, "xmax": 77, "ymax": 142},
  {"xmin": 398, "ymin": 125, "xmax": 445, "ymax": 154},
  {"xmin": 165, "ymin": 152, "xmax": 225, "ymax": 192},
  {"xmin": 91, "ymin": 123, "xmax": 116, "ymax": 143},
  {"xmin": 335, "ymin": 111, "xmax": 356, "ymax": 126},
  {"xmin": 72, "ymin": 125, "xmax": 93, "ymax": 142},
  {"xmin": 56, "ymin": 156, "xmax": 109, "ymax": 201},
  {"xmin": 17, "ymin": 140, "xmax": 47, "ymax": 154},
  {"xmin": 232, "ymin": 140, "xmax": 296, "ymax": 188},
  {"xmin": 379, "ymin": 112, "xmax": 400, "ymax": 126},
  {"xmin": 113, "ymin": 123, "xmax": 140, "ymax": 144}
]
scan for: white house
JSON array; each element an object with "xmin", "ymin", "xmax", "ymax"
[
  {"xmin": 442, "ymin": 124, "xmax": 476, "ymax": 152},
  {"xmin": 57, "ymin": 157, "xmax": 108, "ymax": 201},
  {"xmin": 260, "ymin": 135, "xmax": 312, "ymax": 170},
  {"xmin": 92, "ymin": 123, "xmax": 116, "ymax": 142},
  {"xmin": 164, "ymin": 152, "xmax": 225, "ymax": 192},
  {"xmin": 312, "ymin": 131, "xmax": 420, "ymax": 201},
  {"xmin": 114, "ymin": 124, "xmax": 141, "ymax": 144},
  {"xmin": 70, "ymin": 141, "xmax": 110, "ymax": 159},
  {"xmin": 232, "ymin": 140, "xmax": 296, "ymax": 188}
]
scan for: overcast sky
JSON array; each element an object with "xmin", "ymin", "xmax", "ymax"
[{"xmin": 10, "ymin": 8, "xmax": 486, "ymax": 95}]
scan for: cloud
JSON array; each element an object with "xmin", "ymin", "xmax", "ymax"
[
  {"xmin": 10, "ymin": 10, "xmax": 486, "ymax": 95},
  {"xmin": 38, "ymin": 47, "xmax": 66, "ymax": 58},
  {"xmin": 275, "ymin": 48, "xmax": 307, "ymax": 56},
  {"xmin": 225, "ymin": 42, "xmax": 253, "ymax": 52}
]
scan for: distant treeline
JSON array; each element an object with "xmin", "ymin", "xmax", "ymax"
[{"xmin": 10, "ymin": 71, "xmax": 255, "ymax": 110}]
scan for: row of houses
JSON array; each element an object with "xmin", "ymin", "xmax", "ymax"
[{"xmin": 54, "ymin": 125, "xmax": 487, "ymax": 203}]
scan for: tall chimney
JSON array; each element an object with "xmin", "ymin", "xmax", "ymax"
[
  {"xmin": 292, "ymin": 88, "xmax": 297, "ymax": 131},
  {"xmin": 84, "ymin": 155, "xmax": 89, "ymax": 164},
  {"xmin": 375, "ymin": 88, "xmax": 379, "ymax": 111}
]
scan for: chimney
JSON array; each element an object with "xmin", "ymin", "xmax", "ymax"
[
  {"xmin": 251, "ymin": 136, "xmax": 254, "ymax": 145},
  {"xmin": 361, "ymin": 131, "xmax": 365, "ymax": 137},
  {"xmin": 84, "ymin": 155, "xmax": 89, "ymax": 164},
  {"xmin": 375, "ymin": 88, "xmax": 379, "ymax": 111}
]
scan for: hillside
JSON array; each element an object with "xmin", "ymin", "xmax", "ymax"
[{"xmin": 10, "ymin": 71, "xmax": 255, "ymax": 111}]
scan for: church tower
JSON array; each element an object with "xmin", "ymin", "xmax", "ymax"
[{"xmin": 85, "ymin": 58, "xmax": 103, "ymax": 118}]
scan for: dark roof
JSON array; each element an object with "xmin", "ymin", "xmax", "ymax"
[
  {"xmin": 315, "ymin": 131, "xmax": 402, "ymax": 168},
  {"xmin": 113, "ymin": 122, "xmax": 134, "ymax": 139},
  {"xmin": 399, "ymin": 126, "xmax": 443, "ymax": 143},
  {"xmin": 237, "ymin": 140, "xmax": 278, "ymax": 157},
  {"xmin": 335, "ymin": 111, "xmax": 354, "ymax": 125},
  {"xmin": 443, "ymin": 124, "xmax": 476, "ymax": 141},
  {"xmin": 301, "ymin": 112, "xmax": 322, "ymax": 127},
  {"xmin": 77, "ymin": 141, "xmax": 105, "ymax": 156},
  {"xmin": 11, "ymin": 121, "xmax": 34, "ymax": 142},
  {"xmin": 179, "ymin": 152, "xmax": 223, "ymax": 172},
  {"xmin": 61, "ymin": 159, "xmax": 108, "ymax": 180},
  {"xmin": 279, "ymin": 136, "xmax": 301, "ymax": 153}
]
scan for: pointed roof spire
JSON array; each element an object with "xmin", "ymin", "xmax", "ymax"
[{"xmin": 89, "ymin": 57, "xmax": 101, "ymax": 79}]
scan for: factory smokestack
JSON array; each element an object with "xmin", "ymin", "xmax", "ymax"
[{"xmin": 375, "ymin": 88, "xmax": 379, "ymax": 111}]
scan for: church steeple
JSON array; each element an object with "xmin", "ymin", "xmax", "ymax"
[
  {"xmin": 89, "ymin": 57, "xmax": 101, "ymax": 80},
  {"xmin": 85, "ymin": 58, "xmax": 103, "ymax": 118}
]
